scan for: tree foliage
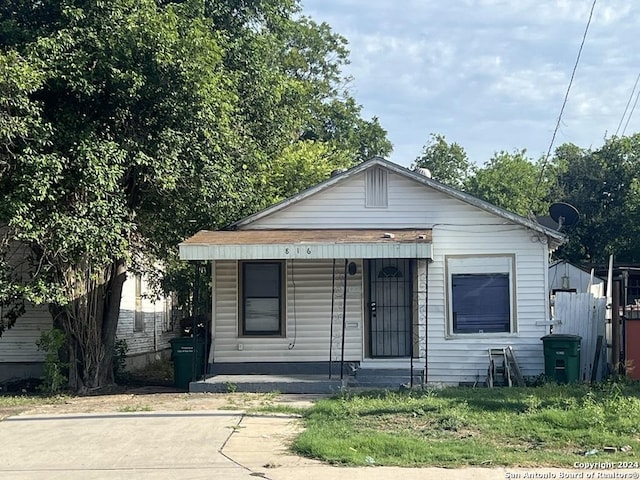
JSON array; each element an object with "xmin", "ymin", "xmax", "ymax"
[
  {"xmin": 413, "ymin": 133, "xmax": 473, "ymax": 189},
  {"xmin": 465, "ymin": 149, "xmax": 553, "ymax": 217},
  {"xmin": 415, "ymin": 131, "xmax": 640, "ymax": 265},
  {"xmin": 550, "ymin": 135, "xmax": 640, "ymax": 264},
  {"xmin": 0, "ymin": 0, "xmax": 391, "ymax": 391}
]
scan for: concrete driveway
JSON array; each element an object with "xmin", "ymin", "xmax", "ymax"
[{"xmin": 1, "ymin": 410, "xmax": 636, "ymax": 480}]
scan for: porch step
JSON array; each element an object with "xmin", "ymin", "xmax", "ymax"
[{"xmin": 352, "ymin": 368, "xmax": 424, "ymax": 388}]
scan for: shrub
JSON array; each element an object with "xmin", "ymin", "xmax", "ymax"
[{"xmin": 36, "ymin": 328, "xmax": 69, "ymax": 393}]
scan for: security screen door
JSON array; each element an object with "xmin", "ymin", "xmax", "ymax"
[{"xmin": 367, "ymin": 259, "xmax": 413, "ymax": 357}]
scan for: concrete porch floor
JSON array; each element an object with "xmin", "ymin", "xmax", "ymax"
[{"xmin": 189, "ymin": 374, "xmax": 351, "ymax": 394}]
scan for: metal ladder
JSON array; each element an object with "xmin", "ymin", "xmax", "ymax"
[{"xmin": 487, "ymin": 346, "xmax": 525, "ymax": 387}]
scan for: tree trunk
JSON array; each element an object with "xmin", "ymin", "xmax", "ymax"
[
  {"xmin": 98, "ymin": 257, "xmax": 127, "ymax": 387},
  {"xmin": 58, "ymin": 258, "xmax": 127, "ymax": 392}
]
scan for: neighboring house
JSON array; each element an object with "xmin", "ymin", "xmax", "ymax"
[
  {"xmin": 549, "ymin": 260, "xmax": 605, "ymax": 297},
  {"xmin": 179, "ymin": 157, "xmax": 564, "ymax": 386},
  {"xmin": 115, "ymin": 273, "xmax": 178, "ymax": 371},
  {"xmin": 0, "ymin": 271, "xmax": 177, "ymax": 382},
  {"xmin": 0, "ymin": 303, "xmax": 51, "ymax": 382}
]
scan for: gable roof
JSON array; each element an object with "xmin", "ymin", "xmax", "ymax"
[{"xmin": 229, "ymin": 157, "xmax": 565, "ymax": 247}]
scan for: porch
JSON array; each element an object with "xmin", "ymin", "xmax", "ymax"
[
  {"xmin": 189, "ymin": 361, "xmax": 426, "ymax": 393},
  {"xmin": 179, "ymin": 229, "xmax": 432, "ymax": 377}
]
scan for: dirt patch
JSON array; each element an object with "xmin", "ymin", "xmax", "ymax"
[
  {"xmin": 3, "ymin": 389, "xmax": 326, "ymax": 418},
  {"xmin": 0, "ymin": 405, "xmax": 26, "ymax": 420},
  {"xmin": 1, "ymin": 359, "xmax": 328, "ymax": 419}
]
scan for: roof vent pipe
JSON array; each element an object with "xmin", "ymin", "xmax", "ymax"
[{"xmin": 415, "ymin": 167, "xmax": 432, "ymax": 178}]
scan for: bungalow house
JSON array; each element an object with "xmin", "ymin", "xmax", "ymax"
[{"xmin": 179, "ymin": 157, "xmax": 565, "ymax": 387}]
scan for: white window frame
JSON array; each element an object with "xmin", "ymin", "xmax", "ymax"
[{"xmin": 445, "ymin": 254, "xmax": 517, "ymax": 337}]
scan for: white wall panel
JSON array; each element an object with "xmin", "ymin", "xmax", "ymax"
[
  {"xmin": 249, "ymin": 171, "xmax": 504, "ymax": 229},
  {"xmin": 213, "ymin": 260, "xmax": 363, "ymax": 363},
  {"xmin": 423, "ymin": 225, "xmax": 549, "ymax": 385}
]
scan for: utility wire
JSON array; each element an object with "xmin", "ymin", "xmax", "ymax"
[
  {"xmin": 622, "ymin": 81, "xmax": 640, "ymax": 136},
  {"xmin": 530, "ymin": 0, "xmax": 598, "ymax": 214},
  {"xmin": 615, "ymin": 72, "xmax": 640, "ymax": 137}
]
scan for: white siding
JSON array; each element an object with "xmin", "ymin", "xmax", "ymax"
[
  {"xmin": 213, "ymin": 260, "xmax": 363, "ymax": 363},
  {"xmin": 0, "ymin": 238, "xmax": 51, "ymax": 363},
  {"xmin": 249, "ymin": 170, "xmax": 506, "ymax": 229},
  {"xmin": 424, "ymin": 225, "xmax": 550, "ymax": 385},
  {"xmin": 117, "ymin": 273, "xmax": 177, "ymax": 356},
  {"xmin": 0, "ymin": 303, "xmax": 50, "ymax": 362}
]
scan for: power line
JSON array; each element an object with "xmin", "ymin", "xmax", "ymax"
[
  {"xmin": 622, "ymin": 79, "xmax": 640, "ymax": 136},
  {"xmin": 531, "ymin": 0, "xmax": 598, "ymax": 214},
  {"xmin": 615, "ymin": 72, "xmax": 640, "ymax": 137}
]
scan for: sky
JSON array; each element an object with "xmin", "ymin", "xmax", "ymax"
[{"xmin": 300, "ymin": 0, "xmax": 640, "ymax": 167}]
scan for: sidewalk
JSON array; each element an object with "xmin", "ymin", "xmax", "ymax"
[{"xmin": 0, "ymin": 409, "xmax": 637, "ymax": 480}]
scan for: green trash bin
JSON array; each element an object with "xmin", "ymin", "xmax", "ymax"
[
  {"xmin": 170, "ymin": 337, "xmax": 206, "ymax": 390},
  {"xmin": 541, "ymin": 334, "xmax": 582, "ymax": 383}
]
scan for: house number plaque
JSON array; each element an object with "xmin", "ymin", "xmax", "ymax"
[{"xmin": 284, "ymin": 247, "xmax": 312, "ymax": 255}]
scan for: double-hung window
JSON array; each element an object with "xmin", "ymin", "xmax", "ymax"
[
  {"xmin": 447, "ymin": 255, "xmax": 515, "ymax": 335},
  {"xmin": 240, "ymin": 261, "xmax": 285, "ymax": 336}
]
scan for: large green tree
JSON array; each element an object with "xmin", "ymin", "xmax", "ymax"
[
  {"xmin": 550, "ymin": 135, "xmax": 640, "ymax": 264},
  {"xmin": 0, "ymin": 0, "xmax": 391, "ymax": 391}
]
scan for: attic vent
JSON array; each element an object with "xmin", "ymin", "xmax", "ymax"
[{"xmin": 365, "ymin": 167, "xmax": 388, "ymax": 208}]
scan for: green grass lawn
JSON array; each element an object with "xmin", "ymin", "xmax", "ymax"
[{"xmin": 292, "ymin": 381, "xmax": 640, "ymax": 467}]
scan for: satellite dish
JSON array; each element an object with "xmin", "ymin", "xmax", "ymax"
[{"xmin": 549, "ymin": 202, "xmax": 579, "ymax": 230}]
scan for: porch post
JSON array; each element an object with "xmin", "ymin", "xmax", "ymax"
[
  {"xmin": 340, "ymin": 259, "xmax": 348, "ymax": 380},
  {"xmin": 329, "ymin": 259, "xmax": 336, "ymax": 379},
  {"xmin": 415, "ymin": 258, "xmax": 429, "ymax": 387},
  {"xmin": 209, "ymin": 260, "xmax": 216, "ymax": 366},
  {"xmin": 424, "ymin": 259, "xmax": 429, "ymax": 386},
  {"xmin": 191, "ymin": 260, "xmax": 200, "ymax": 383}
]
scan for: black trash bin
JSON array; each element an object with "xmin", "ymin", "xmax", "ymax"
[
  {"xmin": 170, "ymin": 337, "xmax": 206, "ymax": 390},
  {"xmin": 541, "ymin": 334, "xmax": 582, "ymax": 383}
]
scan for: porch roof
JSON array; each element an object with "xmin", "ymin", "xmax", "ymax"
[{"xmin": 179, "ymin": 229, "xmax": 432, "ymax": 260}]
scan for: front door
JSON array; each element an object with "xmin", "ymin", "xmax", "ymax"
[{"xmin": 367, "ymin": 259, "xmax": 413, "ymax": 357}]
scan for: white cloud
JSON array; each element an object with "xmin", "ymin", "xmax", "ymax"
[
  {"xmin": 302, "ymin": 0, "xmax": 640, "ymax": 165},
  {"xmin": 490, "ymin": 67, "xmax": 566, "ymax": 104}
]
